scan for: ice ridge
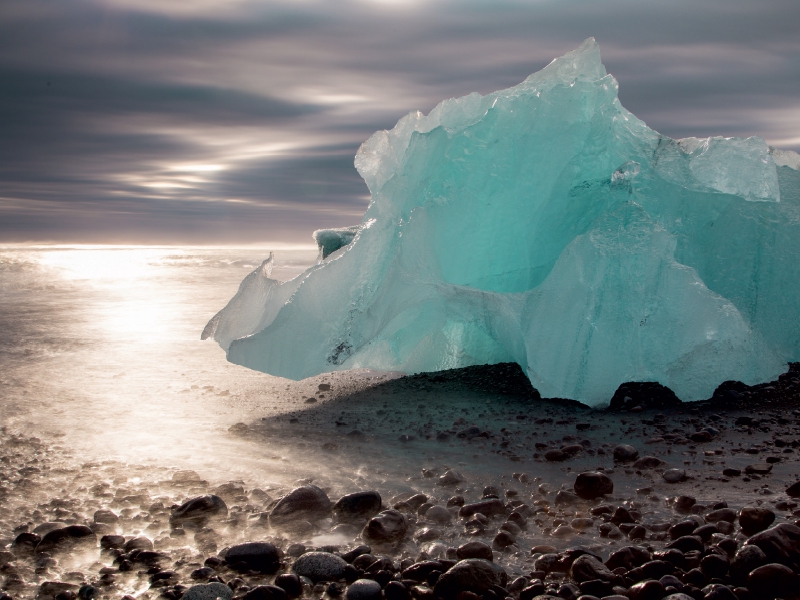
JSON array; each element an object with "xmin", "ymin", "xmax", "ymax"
[{"xmin": 205, "ymin": 38, "xmax": 800, "ymax": 404}]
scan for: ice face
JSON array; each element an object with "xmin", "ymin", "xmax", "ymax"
[{"xmin": 205, "ymin": 38, "xmax": 800, "ymax": 404}]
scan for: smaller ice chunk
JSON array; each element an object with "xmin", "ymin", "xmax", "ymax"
[
  {"xmin": 202, "ymin": 252, "xmax": 304, "ymax": 351},
  {"xmin": 657, "ymin": 136, "xmax": 780, "ymax": 202},
  {"xmin": 770, "ymin": 146, "xmax": 800, "ymax": 170}
]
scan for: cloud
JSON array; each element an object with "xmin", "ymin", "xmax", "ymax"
[{"xmin": 0, "ymin": 0, "xmax": 798, "ymax": 243}]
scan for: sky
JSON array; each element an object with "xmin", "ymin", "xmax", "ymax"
[{"xmin": 1, "ymin": 0, "xmax": 799, "ymax": 246}]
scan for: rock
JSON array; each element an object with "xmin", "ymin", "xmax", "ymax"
[
  {"xmin": 608, "ymin": 382, "xmax": 681, "ymax": 411},
  {"xmin": 100, "ymin": 534, "xmax": 125, "ymax": 549},
  {"xmin": 573, "ymin": 472, "xmax": 613, "ymax": 499},
  {"xmin": 225, "ymin": 542, "xmax": 283, "ymax": 574},
  {"xmin": 413, "ymin": 527, "xmax": 442, "ymax": 543},
  {"xmin": 722, "ymin": 468, "xmax": 742, "ymax": 477},
  {"xmin": 384, "ymin": 581, "xmax": 410, "ymax": 600},
  {"xmin": 569, "ymin": 555, "xmax": 615, "ymax": 584},
  {"xmin": 93, "ymin": 509, "xmax": 118, "ymax": 524},
  {"xmin": 666, "ymin": 536, "xmax": 704, "ymax": 553},
  {"xmin": 456, "ymin": 541, "xmax": 493, "ymax": 561},
  {"xmin": 627, "ymin": 580, "xmax": 664, "ymax": 600},
  {"xmin": 123, "ymin": 537, "xmax": 153, "ymax": 552},
  {"xmin": 744, "ymin": 523, "xmax": 800, "ymax": 565},
  {"xmin": 437, "ymin": 470, "xmax": 464, "ymax": 486},
  {"xmin": 662, "ymin": 469, "xmax": 685, "ymax": 483},
  {"xmin": 613, "ymin": 445, "xmax": 639, "ymax": 462},
  {"xmin": 269, "ymin": 485, "xmax": 331, "ymax": 527},
  {"xmin": 38, "ymin": 582, "xmax": 79, "ymax": 600},
  {"xmin": 274, "ymin": 574, "xmax": 302, "ymax": 598},
  {"xmin": 241, "ymin": 585, "xmax": 288, "ymax": 600},
  {"xmin": 669, "ymin": 520, "xmax": 698, "ymax": 540},
  {"xmin": 425, "ymin": 506, "xmax": 452, "ymax": 525},
  {"xmin": 633, "ymin": 456, "xmax": 665, "ymax": 469},
  {"xmin": 610, "ymin": 507, "xmax": 635, "ymax": 525},
  {"xmin": 545, "ymin": 449, "xmax": 568, "ymax": 462},
  {"xmin": 705, "ymin": 509, "xmax": 736, "ymax": 524},
  {"xmin": 746, "ymin": 563, "xmax": 796, "ymax": 598},
  {"xmin": 403, "ymin": 561, "xmax": 444, "ymax": 582},
  {"xmin": 492, "ymin": 530, "xmax": 516, "ymax": 550},
  {"xmin": 744, "ymin": 463, "xmax": 772, "ymax": 475},
  {"xmin": 292, "ymin": 552, "xmax": 348, "ymax": 582},
  {"xmin": 605, "ymin": 546, "xmax": 650, "ymax": 570},
  {"xmin": 170, "ymin": 495, "xmax": 227, "ymax": 526},
  {"xmin": 333, "ymin": 491, "xmax": 382, "ymax": 523},
  {"xmin": 738, "ymin": 507, "xmax": 775, "ymax": 535},
  {"xmin": 699, "ymin": 554, "xmax": 728, "ymax": 579},
  {"xmin": 554, "ymin": 491, "xmax": 581, "ymax": 506},
  {"xmin": 730, "ymin": 545, "xmax": 767, "ymax": 582},
  {"xmin": 786, "ymin": 481, "xmax": 800, "ymax": 497},
  {"xmin": 674, "ymin": 496, "xmax": 696, "ymax": 512},
  {"xmin": 182, "ymin": 583, "xmax": 234, "ymax": 600},
  {"xmin": 362, "ymin": 510, "xmax": 408, "ymax": 543},
  {"xmin": 346, "ymin": 579, "xmax": 382, "ymax": 600},
  {"xmin": 36, "ymin": 526, "xmax": 96, "ymax": 553},
  {"xmin": 172, "ymin": 469, "xmax": 205, "ymax": 483},
  {"xmin": 432, "ymin": 559, "xmax": 507, "ymax": 600},
  {"xmin": 458, "ymin": 498, "xmax": 506, "ymax": 518}
]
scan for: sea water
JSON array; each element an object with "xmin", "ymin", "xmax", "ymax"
[{"xmin": 0, "ymin": 246, "xmax": 319, "ymax": 481}]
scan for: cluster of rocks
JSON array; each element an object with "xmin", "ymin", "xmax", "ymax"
[{"xmin": 3, "ymin": 450, "xmax": 800, "ymax": 600}]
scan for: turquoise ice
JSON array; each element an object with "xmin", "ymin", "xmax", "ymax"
[{"xmin": 204, "ymin": 39, "xmax": 800, "ymax": 404}]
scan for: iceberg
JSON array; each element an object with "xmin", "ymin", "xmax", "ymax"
[{"xmin": 204, "ymin": 39, "xmax": 800, "ymax": 404}]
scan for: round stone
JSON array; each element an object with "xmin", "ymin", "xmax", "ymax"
[
  {"xmin": 292, "ymin": 552, "xmax": 348, "ymax": 582},
  {"xmin": 662, "ymin": 469, "xmax": 685, "ymax": 483},
  {"xmin": 345, "ymin": 579, "xmax": 382, "ymax": 600},
  {"xmin": 573, "ymin": 472, "xmax": 613, "ymax": 499}
]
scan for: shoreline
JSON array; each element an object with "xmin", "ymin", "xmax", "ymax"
[{"xmin": 1, "ymin": 364, "xmax": 800, "ymax": 600}]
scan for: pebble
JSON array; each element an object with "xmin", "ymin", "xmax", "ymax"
[
  {"xmin": 437, "ymin": 470, "xmax": 464, "ymax": 486},
  {"xmin": 333, "ymin": 491, "xmax": 382, "ymax": 523},
  {"xmin": 182, "ymin": 583, "xmax": 234, "ymax": 600},
  {"xmin": 224, "ymin": 542, "xmax": 283, "ymax": 574},
  {"xmin": 169, "ymin": 495, "xmax": 227, "ymax": 526},
  {"xmin": 573, "ymin": 472, "xmax": 613, "ymax": 499},
  {"xmin": 362, "ymin": 510, "xmax": 408, "ymax": 543},
  {"xmin": 269, "ymin": 485, "xmax": 332, "ymax": 528},
  {"xmin": 345, "ymin": 579, "xmax": 382, "ymax": 600},
  {"xmin": 432, "ymin": 559, "xmax": 507, "ymax": 600},
  {"xmin": 292, "ymin": 552, "xmax": 348, "ymax": 582},
  {"xmin": 613, "ymin": 444, "xmax": 639, "ymax": 462},
  {"xmin": 662, "ymin": 469, "xmax": 685, "ymax": 483},
  {"xmin": 738, "ymin": 507, "xmax": 775, "ymax": 535}
]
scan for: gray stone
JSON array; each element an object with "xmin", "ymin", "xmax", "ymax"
[
  {"xmin": 432, "ymin": 559, "xmax": 507, "ymax": 600},
  {"xmin": 570, "ymin": 555, "xmax": 615, "ymax": 583},
  {"xmin": 333, "ymin": 491, "xmax": 382, "ymax": 523},
  {"xmin": 633, "ymin": 456, "xmax": 665, "ymax": 469},
  {"xmin": 270, "ymin": 486, "xmax": 332, "ymax": 528},
  {"xmin": 346, "ymin": 579, "xmax": 382, "ymax": 600},
  {"xmin": 425, "ymin": 505, "xmax": 452, "ymax": 524},
  {"xmin": 362, "ymin": 510, "xmax": 408, "ymax": 543},
  {"xmin": 182, "ymin": 583, "xmax": 234, "ymax": 600},
  {"xmin": 225, "ymin": 542, "xmax": 283, "ymax": 574},
  {"xmin": 170, "ymin": 495, "xmax": 227, "ymax": 526},
  {"xmin": 437, "ymin": 470, "xmax": 464, "ymax": 486},
  {"xmin": 613, "ymin": 445, "xmax": 639, "ymax": 462},
  {"xmin": 292, "ymin": 552, "xmax": 348, "ymax": 582},
  {"xmin": 662, "ymin": 469, "xmax": 685, "ymax": 483}
]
